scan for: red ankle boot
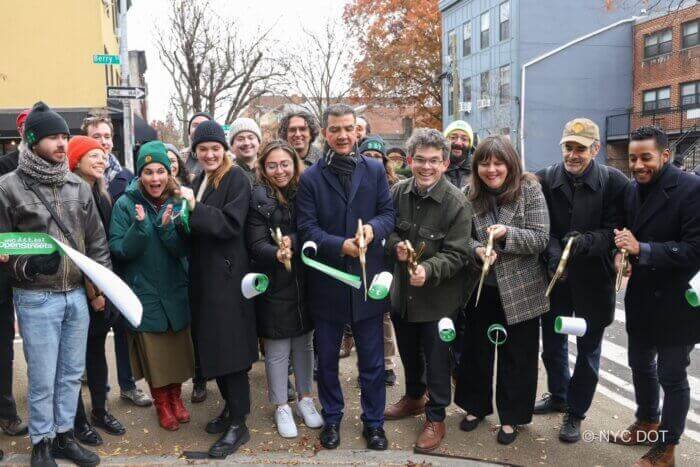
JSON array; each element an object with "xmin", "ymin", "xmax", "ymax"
[
  {"xmin": 168, "ymin": 384, "xmax": 190, "ymax": 423},
  {"xmin": 151, "ymin": 386, "xmax": 179, "ymax": 431}
]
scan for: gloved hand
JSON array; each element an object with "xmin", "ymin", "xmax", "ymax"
[
  {"xmin": 562, "ymin": 231, "xmax": 590, "ymax": 258},
  {"xmin": 26, "ymin": 252, "xmax": 61, "ymax": 277}
]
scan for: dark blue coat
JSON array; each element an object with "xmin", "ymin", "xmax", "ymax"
[
  {"xmin": 296, "ymin": 155, "xmax": 395, "ymax": 324},
  {"xmin": 623, "ymin": 164, "xmax": 700, "ymax": 346}
]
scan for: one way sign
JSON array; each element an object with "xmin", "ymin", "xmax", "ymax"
[{"xmin": 107, "ymin": 86, "xmax": 146, "ymax": 100}]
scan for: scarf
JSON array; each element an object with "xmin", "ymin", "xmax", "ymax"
[
  {"xmin": 17, "ymin": 142, "xmax": 68, "ymax": 186},
  {"xmin": 325, "ymin": 146, "xmax": 357, "ymax": 195},
  {"xmin": 484, "ymin": 185, "xmax": 506, "ymax": 224},
  {"xmin": 105, "ymin": 153, "xmax": 123, "ymax": 184}
]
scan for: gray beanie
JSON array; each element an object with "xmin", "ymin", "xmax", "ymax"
[
  {"xmin": 228, "ymin": 117, "xmax": 262, "ymax": 144},
  {"xmin": 164, "ymin": 143, "xmax": 180, "ymax": 157}
]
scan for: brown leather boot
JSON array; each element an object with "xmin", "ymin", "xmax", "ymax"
[
  {"xmin": 415, "ymin": 420, "xmax": 446, "ymax": 453},
  {"xmin": 384, "ymin": 394, "xmax": 428, "ymax": 420},
  {"xmin": 339, "ymin": 335, "xmax": 354, "ymax": 358},
  {"xmin": 633, "ymin": 443, "xmax": 676, "ymax": 467},
  {"xmin": 609, "ymin": 420, "xmax": 660, "ymax": 446}
]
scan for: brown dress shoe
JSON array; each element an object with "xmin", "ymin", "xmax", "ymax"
[
  {"xmin": 384, "ymin": 394, "xmax": 428, "ymax": 420},
  {"xmin": 339, "ymin": 336, "xmax": 354, "ymax": 358},
  {"xmin": 609, "ymin": 420, "xmax": 660, "ymax": 446},
  {"xmin": 415, "ymin": 420, "xmax": 446, "ymax": 453},
  {"xmin": 633, "ymin": 443, "xmax": 675, "ymax": 467}
]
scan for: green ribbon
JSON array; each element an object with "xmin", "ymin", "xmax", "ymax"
[
  {"xmin": 177, "ymin": 200, "xmax": 191, "ymax": 234},
  {"xmin": 686, "ymin": 289, "xmax": 699, "ymax": 308},
  {"xmin": 487, "ymin": 323, "xmax": 507, "ymax": 346},
  {"xmin": 301, "ymin": 241, "xmax": 361, "ymax": 289},
  {"xmin": 368, "ymin": 272, "xmax": 392, "ymax": 300},
  {"xmin": 252, "ymin": 274, "xmax": 269, "ymax": 292},
  {"xmin": 0, "ymin": 233, "xmax": 59, "ymax": 255}
]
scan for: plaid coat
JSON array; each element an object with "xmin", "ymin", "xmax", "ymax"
[{"xmin": 465, "ymin": 179, "xmax": 551, "ymax": 325}]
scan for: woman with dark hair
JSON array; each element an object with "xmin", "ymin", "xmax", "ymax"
[
  {"xmin": 165, "ymin": 144, "xmax": 191, "ymax": 187},
  {"xmin": 246, "ymin": 140, "xmax": 323, "ymax": 439},
  {"xmin": 454, "ymin": 136, "xmax": 550, "ymax": 445}
]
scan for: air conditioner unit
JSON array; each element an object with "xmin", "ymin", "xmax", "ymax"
[
  {"xmin": 477, "ymin": 98, "xmax": 491, "ymax": 109},
  {"xmin": 459, "ymin": 101, "xmax": 472, "ymax": 113}
]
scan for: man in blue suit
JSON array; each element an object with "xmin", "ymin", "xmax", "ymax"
[{"xmin": 297, "ymin": 104, "xmax": 395, "ymax": 450}]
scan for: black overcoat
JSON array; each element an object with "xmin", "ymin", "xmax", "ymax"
[
  {"xmin": 188, "ymin": 166, "xmax": 258, "ymax": 377},
  {"xmin": 623, "ymin": 164, "xmax": 700, "ymax": 346}
]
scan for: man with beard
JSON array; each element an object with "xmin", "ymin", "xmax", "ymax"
[
  {"xmin": 229, "ymin": 117, "xmax": 262, "ymax": 185},
  {"xmin": 296, "ymin": 104, "xmax": 395, "ymax": 451},
  {"xmin": 278, "ymin": 109, "xmax": 322, "ymax": 167},
  {"xmin": 611, "ymin": 126, "xmax": 700, "ymax": 467},
  {"xmin": 443, "ymin": 120, "xmax": 475, "ymax": 190}
]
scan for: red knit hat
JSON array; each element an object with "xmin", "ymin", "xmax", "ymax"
[{"xmin": 67, "ymin": 136, "xmax": 105, "ymax": 172}]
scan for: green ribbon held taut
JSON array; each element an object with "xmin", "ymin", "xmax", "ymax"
[
  {"xmin": 0, "ymin": 233, "xmax": 59, "ymax": 255},
  {"xmin": 301, "ymin": 241, "xmax": 361, "ymax": 289}
]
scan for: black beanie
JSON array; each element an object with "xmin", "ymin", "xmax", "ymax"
[
  {"xmin": 23, "ymin": 101, "xmax": 70, "ymax": 147},
  {"xmin": 191, "ymin": 120, "xmax": 229, "ymax": 151},
  {"xmin": 188, "ymin": 112, "xmax": 212, "ymax": 133}
]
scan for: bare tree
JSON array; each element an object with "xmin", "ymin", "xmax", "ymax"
[{"xmin": 156, "ymin": 0, "xmax": 288, "ymax": 145}]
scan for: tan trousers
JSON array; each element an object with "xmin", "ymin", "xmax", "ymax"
[{"xmin": 383, "ymin": 312, "xmax": 398, "ymax": 370}]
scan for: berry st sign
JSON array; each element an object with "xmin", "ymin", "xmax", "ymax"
[{"xmin": 93, "ymin": 54, "xmax": 121, "ymax": 65}]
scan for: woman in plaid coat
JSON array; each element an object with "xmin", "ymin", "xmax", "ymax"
[{"xmin": 454, "ymin": 136, "xmax": 550, "ymax": 445}]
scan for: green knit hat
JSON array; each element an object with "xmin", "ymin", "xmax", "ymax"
[{"xmin": 137, "ymin": 141, "xmax": 171, "ymax": 175}]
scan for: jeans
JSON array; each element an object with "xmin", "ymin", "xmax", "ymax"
[
  {"xmin": 262, "ymin": 331, "xmax": 314, "ymax": 405},
  {"xmin": 14, "ymin": 288, "xmax": 89, "ymax": 444},
  {"xmin": 541, "ymin": 287, "xmax": 604, "ymax": 418},
  {"xmin": 628, "ymin": 338, "xmax": 693, "ymax": 445}
]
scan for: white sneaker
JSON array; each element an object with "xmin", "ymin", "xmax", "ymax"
[
  {"xmin": 275, "ymin": 404, "xmax": 298, "ymax": 438},
  {"xmin": 296, "ymin": 397, "xmax": 323, "ymax": 429}
]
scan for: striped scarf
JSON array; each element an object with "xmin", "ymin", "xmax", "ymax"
[{"xmin": 17, "ymin": 142, "xmax": 68, "ymax": 186}]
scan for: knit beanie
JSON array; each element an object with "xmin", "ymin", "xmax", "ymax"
[
  {"xmin": 358, "ymin": 135, "xmax": 387, "ymax": 158},
  {"xmin": 67, "ymin": 136, "xmax": 105, "ymax": 171},
  {"xmin": 228, "ymin": 117, "xmax": 262, "ymax": 144},
  {"xmin": 23, "ymin": 101, "xmax": 70, "ymax": 147},
  {"xmin": 137, "ymin": 141, "xmax": 171, "ymax": 175},
  {"xmin": 192, "ymin": 120, "xmax": 229, "ymax": 151},
  {"xmin": 164, "ymin": 143, "xmax": 181, "ymax": 157},
  {"xmin": 187, "ymin": 112, "xmax": 212, "ymax": 132},
  {"xmin": 443, "ymin": 120, "xmax": 474, "ymax": 148}
]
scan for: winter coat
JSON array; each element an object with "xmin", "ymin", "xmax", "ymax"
[
  {"xmin": 109, "ymin": 179, "xmax": 190, "ymax": 333},
  {"xmin": 108, "ymin": 168, "xmax": 134, "ymax": 202},
  {"xmin": 0, "ymin": 150, "xmax": 19, "ymax": 176},
  {"xmin": 622, "ymin": 164, "xmax": 700, "ymax": 345},
  {"xmin": 445, "ymin": 157, "xmax": 471, "ymax": 190},
  {"xmin": 246, "ymin": 184, "xmax": 312, "ymax": 339},
  {"xmin": 188, "ymin": 166, "xmax": 258, "ymax": 377},
  {"xmin": 385, "ymin": 176, "xmax": 472, "ymax": 322},
  {"xmin": 296, "ymin": 154, "xmax": 395, "ymax": 324},
  {"xmin": 537, "ymin": 161, "xmax": 629, "ymax": 329},
  {"xmin": 303, "ymin": 145, "xmax": 323, "ymax": 167}
]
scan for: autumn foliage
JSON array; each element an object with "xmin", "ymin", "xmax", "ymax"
[{"xmin": 343, "ymin": 0, "xmax": 442, "ymax": 128}]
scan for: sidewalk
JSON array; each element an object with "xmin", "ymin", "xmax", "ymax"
[{"xmin": 1, "ymin": 338, "xmax": 698, "ymax": 466}]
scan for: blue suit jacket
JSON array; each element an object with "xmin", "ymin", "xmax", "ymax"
[{"xmin": 296, "ymin": 155, "xmax": 395, "ymax": 324}]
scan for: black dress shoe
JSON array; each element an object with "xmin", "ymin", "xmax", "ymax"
[
  {"xmin": 497, "ymin": 426, "xmax": 519, "ymax": 445},
  {"xmin": 52, "ymin": 430, "xmax": 100, "ymax": 466},
  {"xmin": 362, "ymin": 425, "xmax": 388, "ymax": 451},
  {"xmin": 208, "ymin": 422, "xmax": 250, "ymax": 458},
  {"xmin": 191, "ymin": 382, "xmax": 207, "ymax": 404},
  {"xmin": 74, "ymin": 421, "xmax": 103, "ymax": 446},
  {"xmin": 205, "ymin": 405, "xmax": 231, "ymax": 434},
  {"xmin": 31, "ymin": 438, "xmax": 57, "ymax": 467},
  {"xmin": 319, "ymin": 424, "xmax": 340, "ymax": 449},
  {"xmin": 559, "ymin": 413, "xmax": 582, "ymax": 443},
  {"xmin": 459, "ymin": 415, "xmax": 482, "ymax": 432},
  {"xmin": 91, "ymin": 411, "xmax": 126, "ymax": 436},
  {"xmin": 384, "ymin": 369, "xmax": 397, "ymax": 386},
  {"xmin": 533, "ymin": 393, "xmax": 567, "ymax": 414},
  {"xmin": 0, "ymin": 415, "xmax": 28, "ymax": 436}
]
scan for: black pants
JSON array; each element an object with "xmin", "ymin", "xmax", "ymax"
[
  {"xmin": 628, "ymin": 337, "xmax": 694, "ymax": 445},
  {"xmin": 74, "ymin": 331, "xmax": 110, "ymax": 427},
  {"xmin": 216, "ymin": 369, "xmax": 251, "ymax": 423},
  {"xmin": 454, "ymin": 285, "xmax": 539, "ymax": 426},
  {"xmin": 0, "ymin": 289, "xmax": 17, "ymax": 420},
  {"xmin": 392, "ymin": 313, "xmax": 452, "ymax": 421}
]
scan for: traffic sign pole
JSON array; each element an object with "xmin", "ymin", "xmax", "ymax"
[{"xmin": 118, "ymin": 0, "xmax": 134, "ymax": 172}]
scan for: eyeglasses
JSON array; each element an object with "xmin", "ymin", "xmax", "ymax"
[
  {"xmin": 265, "ymin": 161, "xmax": 293, "ymax": 171},
  {"xmin": 412, "ymin": 157, "xmax": 444, "ymax": 168}
]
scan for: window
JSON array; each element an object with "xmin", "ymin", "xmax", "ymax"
[
  {"xmin": 481, "ymin": 71, "xmax": 490, "ymax": 100},
  {"xmin": 681, "ymin": 81, "xmax": 700, "ymax": 108},
  {"xmin": 643, "ymin": 87, "xmax": 671, "ymax": 112},
  {"xmin": 644, "ymin": 29, "xmax": 672, "ymax": 58},
  {"xmin": 463, "ymin": 22, "xmax": 472, "ymax": 56},
  {"xmin": 682, "ymin": 20, "xmax": 699, "ymax": 49},
  {"xmin": 500, "ymin": 2, "xmax": 510, "ymax": 41},
  {"xmin": 462, "ymin": 77, "xmax": 472, "ymax": 106},
  {"xmin": 499, "ymin": 65, "xmax": 510, "ymax": 101},
  {"xmin": 481, "ymin": 12, "xmax": 490, "ymax": 49}
]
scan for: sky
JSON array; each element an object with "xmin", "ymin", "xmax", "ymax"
[{"xmin": 127, "ymin": 0, "xmax": 349, "ymax": 123}]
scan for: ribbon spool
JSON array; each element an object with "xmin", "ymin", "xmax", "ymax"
[
  {"xmin": 438, "ymin": 317, "xmax": 456, "ymax": 342},
  {"xmin": 554, "ymin": 316, "xmax": 587, "ymax": 336},
  {"xmin": 487, "ymin": 323, "xmax": 507, "ymax": 346},
  {"xmin": 686, "ymin": 289, "xmax": 700, "ymax": 308},
  {"xmin": 241, "ymin": 273, "xmax": 269, "ymax": 299},
  {"xmin": 368, "ymin": 272, "xmax": 392, "ymax": 300}
]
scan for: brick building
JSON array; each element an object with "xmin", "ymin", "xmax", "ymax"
[{"xmin": 606, "ymin": 3, "xmax": 700, "ymax": 172}]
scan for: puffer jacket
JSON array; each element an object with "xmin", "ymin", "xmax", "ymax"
[{"xmin": 0, "ymin": 170, "xmax": 111, "ymax": 291}]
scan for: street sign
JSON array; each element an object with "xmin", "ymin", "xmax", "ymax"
[
  {"xmin": 93, "ymin": 54, "xmax": 120, "ymax": 65},
  {"xmin": 107, "ymin": 86, "xmax": 146, "ymax": 100}
]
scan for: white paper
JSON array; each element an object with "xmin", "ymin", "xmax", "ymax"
[
  {"xmin": 555, "ymin": 316, "xmax": 587, "ymax": 337},
  {"xmin": 241, "ymin": 273, "xmax": 267, "ymax": 299},
  {"xmin": 689, "ymin": 270, "xmax": 700, "ymax": 294},
  {"xmin": 54, "ymin": 238, "xmax": 143, "ymax": 328},
  {"xmin": 438, "ymin": 317, "xmax": 455, "ymax": 333}
]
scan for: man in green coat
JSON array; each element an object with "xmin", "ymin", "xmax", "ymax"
[{"xmin": 383, "ymin": 128, "xmax": 472, "ymax": 453}]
